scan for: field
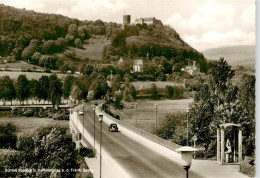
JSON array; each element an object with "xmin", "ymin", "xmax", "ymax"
[
  {"xmin": 131, "ymin": 81, "xmax": 184, "ymax": 90},
  {"xmin": 72, "ymin": 36, "xmax": 111, "ymax": 60},
  {"xmin": 0, "ymin": 117, "xmax": 69, "ymax": 132},
  {"xmin": 119, "ymin": 99, "xmax": 193, "ymax": 132},
  {"xmin": 0, "ymin": 61, "xmax": 43, "ymax": 70},
  {"xmin": 0, "ymin": 71, "xmax": 72, "ymax": 80}
]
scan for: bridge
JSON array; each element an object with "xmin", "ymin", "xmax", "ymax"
[{"xmin": 69, "ymin": 102, "xmax": 248, "ymax": 178}]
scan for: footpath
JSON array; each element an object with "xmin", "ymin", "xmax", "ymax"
[{"xmin": 82, "ymin": 106, "xmax": 249, "ymax": 178}]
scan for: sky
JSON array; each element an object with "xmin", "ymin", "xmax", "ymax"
[{"xmin": 0, "ymin": 0, "xmax": 256, "ymax": 51}]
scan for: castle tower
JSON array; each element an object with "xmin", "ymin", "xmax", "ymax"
[{"xmin": 123, "ymin": 15, "xmax": 131, "ymax": 26}]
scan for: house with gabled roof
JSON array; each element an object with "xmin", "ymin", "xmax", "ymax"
[{"xmin": 118, "ymin": 57, "xmax": 124, "ymax": 65}]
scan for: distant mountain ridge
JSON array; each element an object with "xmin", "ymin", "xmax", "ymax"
[{"xmin": 202, "ymin": 45, "xmax": 255, "ymax": 68}]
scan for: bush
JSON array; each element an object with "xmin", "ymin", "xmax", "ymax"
[
  {"xmin": 16, "ymin": 132, "xmax": 34, "ymax": 151},
  {"xmin": 79, "ymin": 147, "xmax": 95, "ymax": 158},
  {"xmin": 52, "ymin": 109, "xmax": 69, "ymax": 120},
  {"xmin": 3, "ymin": 125, "xmax": 79, "ymax": 177},
  {"xmin": 0, "ymin": 123, "xmax": 17, "ymax": 149}
]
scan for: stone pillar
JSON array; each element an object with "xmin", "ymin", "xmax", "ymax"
[
  {"xmin": 238, "ymin": 129, "xmax": 242, "ymax": 164},
  {"xmin": 217, "ymin": 129, "xmax": 220, "ymax": 163},
  {"xmin": 221, "ymin": 128, "xmax": 225, "ymax": 164}
]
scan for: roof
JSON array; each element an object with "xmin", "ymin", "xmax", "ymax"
[
  {"xmin": 219, "ymin": 123, "xmax": 241, "ymax": 129},
  {"xmin": 143, "ymin": 17, "xmax": 155, "ymax": 21},
  {"xmin": 133, "ymin": 59, "xmax": 143, "ymax": 65},
  {"xmin": 118, "ymin": 57, "xmax": 124, "ymax": 63}
]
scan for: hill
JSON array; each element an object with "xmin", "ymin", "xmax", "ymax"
[
  {"xmin": 202, "ymin": 45, "xmax": 255, "ymax": 69},
  {"xmin": 0, "ymin": 4, "xmax": 208, "ymax": 74}
]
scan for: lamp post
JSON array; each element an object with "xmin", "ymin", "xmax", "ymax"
[
  {"xmin": 99, "ymin": 114, "xmax": 103, "ymax": 178},
  {"xmin": 154, "ymin": 104, "xmax": 158, "ymax": 131},
  {"xmin": 186, "ymin": 107, "xmax": 190, "ymax": 146},
  {"xmin": 135, "ymin": 102, "xmax": 138, "ymax": 127},
  {"xmin": 83, "ymin": 105, "xmax": 85, "ymax": 135},
  {"xmin": 176, "ymin": 146, "xmax": 198, "ymax": 178},
  {"xmin": 93, "ymin": 106, "xmax": 96, "ymax": 147}
]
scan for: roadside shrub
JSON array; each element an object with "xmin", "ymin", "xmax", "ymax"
[
  {"xmin": 4, "ymin": 125, "xmax": 79, "ymax": 177},
  {"xmin": 0, "ymin": 123, "xmax": 17, "ymax": 149},
  {"xmin": 79, "ymin": 147, "xmax": 95, "ymax": 158},
  {"xmin": 16, "ymin": 132, "xmax": 34, "ymax": 151},
  {"xmin": 52, "ymin": 109, "xmax": 69, "ymax": 120},
  {"xmin": 154, "ymin": 112, "xmax": 186, "ymax": 145}
]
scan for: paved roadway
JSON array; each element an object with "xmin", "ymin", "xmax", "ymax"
[{"xmin": 82, "ymin": 105, "xmax": 202, "ymax": 178}]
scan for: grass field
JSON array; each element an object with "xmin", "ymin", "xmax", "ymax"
[
  {"xmin": 131, "ymin": 81, "xmax": 184, "ymax": 90},
  {"xmin": 119, "ymin": 99, "xmax": 193, "ymax": 132},
  {"xmin": 0, "ymin": 117, "xmax": 69, "ymax": 132},
  {"xmin": 72, "ymin": 36, "xmax": 110, "ymax": 60},
  {"xmin": 0, "ymin": 61, "xmax": 43, "ymax": 70},
  {"xmin": 0, "ymin": 71, "xmax": 71, "ymax": 80}
]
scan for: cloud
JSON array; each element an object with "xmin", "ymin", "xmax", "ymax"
[
  {"xmin": 0, "ymin": 0, "xmax": 126, "ymax": 20},
  {"xmin": 165, "ymin": 0, "xmax": 255, "ymax": 51},
  {"xmin": 184, "ymin": 29, "xmax": 255, "ymax": 51},
  {"xmin": 241, "ymin": 5, "xmax": 255, "ymax": 26}
]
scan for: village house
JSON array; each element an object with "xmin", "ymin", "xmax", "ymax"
[
  {"xmin": 181, "ymin": 61, "xmax": 200, "ymax": 75},
  {"xmin": 118, "ymin": 57, "xmax": 124, "ymax": 65},
  {"xmin": 133, "ymin": 59, "xmax": 143, "ymax": 72}
]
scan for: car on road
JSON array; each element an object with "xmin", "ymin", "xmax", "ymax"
[
  {"xmin": 79, "ymin": 110, "xmax": 84, "ymax": 115},
  {"xmin": 109, "ymin": 123, "xmax": 118, "ymax": 132}
]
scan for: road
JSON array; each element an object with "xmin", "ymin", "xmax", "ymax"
[{"xmin": 78, "ymin": 104, "xmax": 202, "ymax": 178}]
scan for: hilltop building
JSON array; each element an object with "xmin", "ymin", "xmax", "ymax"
[
  {"xmin": 123, "ymin": 15, "xmax": 131, "ymax": 25},
  {"xmin": 181, "ymin": 61, "xmax": 200, "ymax": 75},
  {"xmin": 133, "ymin": 59, "xmax": 143, "ymax": 72},
  {"xmin": 134, "ymin": 17, "xmax": 155, "ymax": 25}
]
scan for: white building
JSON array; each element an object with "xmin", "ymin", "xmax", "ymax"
[
  {"xmin": 134, "ymin": 17, "xmax": 155, "ymax": 25},
  {"xmin": 181, "ymin": 61, "xmax": 200, "ymax": 75},
  {"xmin": 133, "ymin": 59, "xmax": 143, "ymax": 72}
]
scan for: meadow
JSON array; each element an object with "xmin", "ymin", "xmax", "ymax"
[
  {"xmin": 0, "ymin": 61, "xmax": 43, "ymax": 70},
  {"xmin": 131, "ymin": 81, "xmax": 184, "ymax": 90},
  {"xmin": 0, "ymin": 117, "xmax": 69, "ymax": 132},
  {"xmin": 119, "ymin": 99, "xmax": 193, "ymax": 132},
  {"xmin": 72, "ymin": 36, "xmax": 111, "ymax": 60},
  {"xmin": 0, "ymin": 71, "xmax": 72, "ymax": 80}
]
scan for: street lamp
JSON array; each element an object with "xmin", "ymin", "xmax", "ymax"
[
  {"xmin": 135, "ymin": 102, "xmax": 138, "ymax": 127},
  {"xmin": 99, "ymin": 114, "xmax": 103, "ymax": 178},
  {"xmin": 154, "ymin": 104, "xmax": 158, "ymax": 131},
  {"xmin": 176, "ymin": 146, "xmax": 198, "ymax": 178},
  {"xmin": 186, "ymin": 107, "xmax": 190, "ymax": 146},
  {"xmin": 93, "ymin": 106, "xmax": 96, "ymax": 147},
  {"xmin": 82, "ymin": 105, "xmax": 85, "ymax": 135}
]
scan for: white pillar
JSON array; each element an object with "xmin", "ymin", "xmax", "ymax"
[
  {"xmin": 221, "ymin": 128, "xmax": 225, "ymax": 164},
  {"xmin": 217, "ymin": 129, "xmax": 220, "ymax": 163},
  {"xmin": 238, "ymin": 129, "xmax": 242, "ymax": 164}
]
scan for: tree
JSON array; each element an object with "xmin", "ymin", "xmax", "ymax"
[
  {"xmin": 188, "ymin": 58, "xmax": 251, "ymax": 158},
  {"xmin": 3, "ymin": 126, "xmax": 79, "ymax": 177},
  {"xmin": 63, "ymin": 75, "xmax": 75, "ymax": 99},
  {"xmin": 21, "ymin": 39, "xmax": 39, "ymax": 60},
  {"xmin": 237, "ymin": 74, "xmax": 255, "ymax": 156},
  {"xmin": 154, "ymin": 112, "xmax": 186, "ymax": 145},
  {"xmin": 0, "ymin": 76, "xmax": 16, "ymax": 105},
  {"xmin": 15, "ymin": 75, "xmax": 29, "ymax": 104},
  {"xmin": 151, "ymin": 83, "xmax": 158, "ymax": 100},
  {"xmin": 74, "ymin": 38, "xmax": 83, "ymax": 48},
  {"xmin": 48, "ymin": 75, "xmax": 62, "ymax": 111},
  {"xmin": 28, "ymin": 79, "xmax": 41, "ymax": 103},
  {"xmin": 38, "ymin": 76, "xmax": 49, "ymax": 101}
]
